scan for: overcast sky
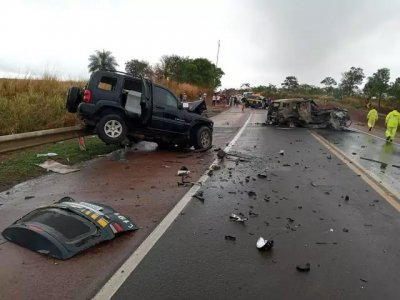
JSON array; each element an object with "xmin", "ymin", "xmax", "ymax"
[{"xmin": 1, "ymin": 0, "xmax": 400, "ymax": 88}]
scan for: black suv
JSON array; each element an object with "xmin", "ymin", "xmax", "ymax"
[{"xmin": 66, "ymin": 70, "xmax": 213, "ymax": 149}]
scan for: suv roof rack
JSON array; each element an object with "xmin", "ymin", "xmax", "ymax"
[{"xmin": 100, "ymin": 69, "xmax": 146, "ymax": 80}]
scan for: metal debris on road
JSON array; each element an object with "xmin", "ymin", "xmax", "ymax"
[
  {"xmin": 296, "ymin": 263, "xmax": 311, "ymax": 272},
  {"xmin": 37, "ymin": 159, "xmax": 80, "ymax": 174},
  {"xmin": 2, "ymin": 196, "xmax": 138, "ymax": 260},
  {"xmin": 217, "ymin": 149, "xmax": 227, "ymax": 159},
  {"xmin": 279, "ymin": 150, "xmax": 285, "ymax": 155},
  {"xmin": 229, "ymin": 214, "xmax": 248, "ymax": 222},
  {"xmin": 224, "ymin": 235, "xmax": 236, "ymax": 241},
  {"xmin": 257, "ymin": 173, "xmax": 267, "ymax": 179},
  {"xmin": 192, "ymin": 191, "xmax": 205, "ymax": 202},
  {"xmin": 256, "ymin": 237, "xmax": 274, "ymax": 250},
  {"xmin": 247, "ymin": 191, "xmax": 257, "ymax": 197}
]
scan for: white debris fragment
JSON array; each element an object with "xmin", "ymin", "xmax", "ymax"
[
  {"xmin": 36, "ymin": 152, "xmax": 58, "ymax": 158},
  {"xmin": 279, "ymin": 150, "xmax": 285, "ymax": 155}
]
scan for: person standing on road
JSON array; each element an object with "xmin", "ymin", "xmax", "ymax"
[
  {"xmin": 367, "ymin": 106, "xmax": 378, "ymax": 131},
  {"xmin": 385, "ymin": 108, "xmax": 400, "ymax": 142},
  {"xmin": 212, "ymin": 93, "xmax": 217, "ymax": 106}
]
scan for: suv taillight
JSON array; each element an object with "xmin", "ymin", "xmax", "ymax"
[{"xmin": 83, "ymin": 89, "xmax": 91, "ymax": 103}]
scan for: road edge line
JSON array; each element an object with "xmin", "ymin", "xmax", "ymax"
[
  {"xmin": 310, "ymin": 130, "xmax": 400, "ymax": 212},
  {"xmin": 93, "ymin": 113, "xmax": 253, "ymax": 300}
]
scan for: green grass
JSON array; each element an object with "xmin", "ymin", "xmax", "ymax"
[{"xmin": 0, "ymin": 136, "xmax": 119, "ymax": 191}]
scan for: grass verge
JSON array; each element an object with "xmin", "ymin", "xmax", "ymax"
[{"xmin": 0, "ymin": 136, "xmax": 118, "ymax": 192}]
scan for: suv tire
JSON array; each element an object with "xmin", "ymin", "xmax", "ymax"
[
  {"xmin": 66, "ymin": 87, "xmax": 81, "ymax": 113},
  {"xmin": 96, "ymin": 114, "xmax": 127, "ymax": 144},
  {"xmin": 193, "ymin": 126, "xmax": 212, "ymax": 149}
]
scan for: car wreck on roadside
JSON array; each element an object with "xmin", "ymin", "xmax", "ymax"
[{"xmin": 266, "ymin": 98, "xmax": 351, "ymax": 129}]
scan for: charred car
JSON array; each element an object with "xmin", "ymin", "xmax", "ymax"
[
  {"xmin": 266, "ymin": 98, "xmax": 351, "ymax": 129},
  {"xmin": 66, "ymin": 70, "xmax": 213, "ymax": 150}
]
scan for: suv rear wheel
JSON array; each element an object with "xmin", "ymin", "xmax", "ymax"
[
  {"xmin": 193, "ymin": 126, "xmax": 212, "ymax": 149},
  {"xmin": 66, "ymin": 87, "xmax": 81, "ymax": 113},
  {"xmin": 96, "ymin": 114, "xmax": 127, "ymax": 144}
]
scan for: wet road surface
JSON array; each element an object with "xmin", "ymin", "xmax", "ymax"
[
  {"xmin": 316, "ymin": 129, "xmax": 400, "ymax": 198},
  {"xmin": 0, "ymin": 108, "xmax": 250, "ymax": 300},
  {"xmin": 113, "ymin": 112, "xmax": 400, "ymax": 300}
]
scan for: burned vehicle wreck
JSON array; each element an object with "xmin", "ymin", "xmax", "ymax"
[
  {"xmin": 266, "ymin": 98, "xmax": 351, "ymax": 129},
  {"xmin": 2, "ymin": 197, "xmax": 137, "ymax": 260}
]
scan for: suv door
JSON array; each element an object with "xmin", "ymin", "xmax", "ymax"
[
  {"xmin": 89, "ymin": 74, "xmax": 120, "ymax": 104},
  {"xmin": 150, "ymin": 85, "xmax": 189, "ymax": 134}
]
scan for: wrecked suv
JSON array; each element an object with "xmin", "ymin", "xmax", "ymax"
[
  {"xmin": 266, "ymin": 98, "xmax": 351, "ymax": 129},
  {"xmin": 66, "ymin": 70, "xmax": 213, "ymax": 149}
]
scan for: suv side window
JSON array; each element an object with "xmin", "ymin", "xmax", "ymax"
[
  {"xmin": 153, "ymin": 86, "xmax": 178, "ymax": 109},
  {"xmin": 123, "ymin": 78, "xmax": 141, "ymax": 92},
  {"xmin": 98, "ymin": 76, "xmax": 118, "ymax": 91}
]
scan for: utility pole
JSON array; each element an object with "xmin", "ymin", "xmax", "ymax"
[{"xmin": 216, "ymin": 40, "xmax": 220, "ymax": 67}]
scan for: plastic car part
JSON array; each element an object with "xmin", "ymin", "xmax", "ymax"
[{"xmin": 2, "ymin": 197, "xmax": 138, "ymax": 260}]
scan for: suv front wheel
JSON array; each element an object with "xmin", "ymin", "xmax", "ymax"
[
  {"xmin": 96, "ymin": 114, "xmax": 127, "ymax": 144},
  {"xmin": 193, "ymin": 126, "xmax": 212, "ymax": 149}
]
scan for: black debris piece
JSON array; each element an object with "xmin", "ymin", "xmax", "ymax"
[
  {"xmin": 279, "ymin": 150, "xmax": 285, "ymax": 156},
  {"xmin": 286, "ymin": 217, "xmax": 295, "ymax": 223},
  {"xmin": 327, "ymin": 155, "xmax": 332, "ymax": 160},
  {"xmin": 229, "ymin": 214, "xmax": 248, "ymax": 222},
  {"xmin": 247, "ymin": 191, "xmax": 257, "ymax": 197},
  {"xmin": 345, "ymin": 195, "xmax": 350, "ymax": 201},
  {"xmin": 249, "ymin": 210, "xmax": 259, "ymax": 217},
  {"xmin": 24, "ymin": 196, "xmax": 35, "ymax": 200},
  {"xmin": 296, "ymin": 263, "xmax": 311, "ymax": 272},
  {"xmin": 225, "ymin": 235, "xmax": 236, "ymax": 241},
  {"xmin": 180, "ymin": 166, "xmax": 188, "ymax": 171},
  {"xmin": 360, "ymin": 278, "xmax": 368, "ymax": 283},
  {"xmin": 217, "ymin": 150, "xmax": 227, "ymax": 159},
  {"xmin": 192, "ymin": 191, "xmax": 205, "ymax": 202},
  {"xmin": 343, "ymin": 228, "xmax": 349, "ymax": 233},
  {"xmin": 257, "ymin": 173, "xmax": 267, "ymax": 179},
  {"xmin": 213, "ymin": 147, "xmax": 221, "ymax": 152}
]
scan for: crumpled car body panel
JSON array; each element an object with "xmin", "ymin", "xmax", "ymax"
[{"xmin": 2, "ymin": 197, "xmax": 138, "ymax": 260}]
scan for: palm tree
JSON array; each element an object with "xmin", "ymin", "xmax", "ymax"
[{"xmin": 88, "ymin": 49, "xmax": 119, "ymax": 73}]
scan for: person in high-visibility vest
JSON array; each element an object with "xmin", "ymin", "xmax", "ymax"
[
  {"xmin": 367, "ymin": 106, "xmax": 378, "ymax": 131},
  {"xmin": 385, "ymin": 109, "xmax": 400, "ymax": 142}
]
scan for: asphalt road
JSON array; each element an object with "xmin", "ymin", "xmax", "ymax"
[
  {"xmin": 0, "ymin": 108, "xmax": 250, "ymax": 300},
  {"xmin": 113, "ymin": 111, "xmax": 400, "ymax": 300}
]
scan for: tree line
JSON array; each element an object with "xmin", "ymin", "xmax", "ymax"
[
  {"xmin": 247, "ymin": 67, "xmax": 400, "ymax": 108},
  {"xmin": 88, "ymin": 49, "xmax": 224, "ymax": 89}
]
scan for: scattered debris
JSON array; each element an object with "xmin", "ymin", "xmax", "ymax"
[
  {"xmin": 217, "ymin": 149, "xmax": 227, "ymax": 159},
  {"xmin": 279, "ymin": 150, "xmax": 285, "ymax": 156},
  {"xmin": 37, "ymin": 159, "xmax": 80, "ymax": 174},
  {"xmin": 224, "ymin": 235, "xmax": 236, "ymax": 241},
  {"xmin": 249, "ymin": 210, "xmax": 259, "ymax": 217},
  {"xmin": 256, "ymin": 237, "xmax": 274, "ymax": 250},
  {"xmin": 36, "ymin": 152, "xmax": 58, "ymax": 158},
  {"xmin": 247, "ymin": 191, "xmax": 257, "ymax": 197},
  {"xmin": 177, "ymin": 166, "xmax": 191, "ymax": 185},
  {"xmin": 192, "ymin": 191, "xmax": 205, "ymax": 202},
  {"xmin": 78, "ymin": 137, "xmax": 86, "ymax": 151},
  {"xmin": 229, "ymin": 214, "xmax": 248, "ymax": 223},
  {"xmin": 296, "ymin": 263, "xmax": 311, "ymax": 272},
  {"xmin": 392, "ymin": 164, "xmax": 400, "ymax": 169},
  {"xmin": 209, "ymin": 163, "xmax": 221, "ymax": 171},
  {"xmin": 343, "ymin": 228, "xmax": 349, "ymax": 233},
  {"xmin": 311, "ymin": 182, "xmax": 317, "ymax": 187},
  {"xmin": 24, "ymin": 196, "xmax": 35, "ymax": 200},
  {"xmin": 257, "ymin": 173, "xmax": 267, "ymax": 179},
  {"xmin": 286, "ymin": 217, "xmax": 295, "ymax": 223},
  {"xmin": 360, "ymin": 278, "xmax": 368, "ymax": 283},
  {"xmin": 345, "ymin": 195, "xmax": 350, "ymax": 201}
]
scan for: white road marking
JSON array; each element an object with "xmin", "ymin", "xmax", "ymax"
[
  {"xmin": 350, "ymin": 127, "xmax": 400, "ymax": 146},
  {"xmin": 93, "ymin": 113, "xmax": 253, "ymax": 300},
  {"xmin": 311, "ymin": 131, "xmax": 400, "ymax": 211}
]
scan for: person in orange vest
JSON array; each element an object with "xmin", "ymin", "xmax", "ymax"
[
  {"xmin": 367, "ymin": 106, "xmax": 378, "ymax": 131},
  {"xmin": 385, "ymin": 108, "xmax": 400, "ymax": 142}
]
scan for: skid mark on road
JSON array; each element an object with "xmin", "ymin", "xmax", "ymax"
[
  {"xmin": 310, "ymin": 130, "xmax": 400, "ymax": 212},
  {"xmin": 93, "ymin": 113, "xmax": 253, "ymax": 300}
]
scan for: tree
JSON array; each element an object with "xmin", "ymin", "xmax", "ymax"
[
  {"xmin": 362, "ymin": 68, "xmax": 390, "ymax": 108},
  {"xmin": 339, "ymin": 67, "xmax": 365, "ymax": 96},
  {"xmin": 281, "ymin": 76, "xmax": 299, "ymax": 90},
  {"xmin": 125, "ymin": 59, "xmax": 152, "ymax": 77},
  {"xmin": 321, "ymin": 77, "xmax": 337, "ymax": 94},
  {"xmin": 388, "ymin": 77, "xmax": 400, "ymax": 101},
  {"xmin": 88, "ymin": 49, "xmax": 119, "ymax": 73},
  {"xmin": 240, "ymin": 83, "xmax": 250, "ymax": 89}
]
